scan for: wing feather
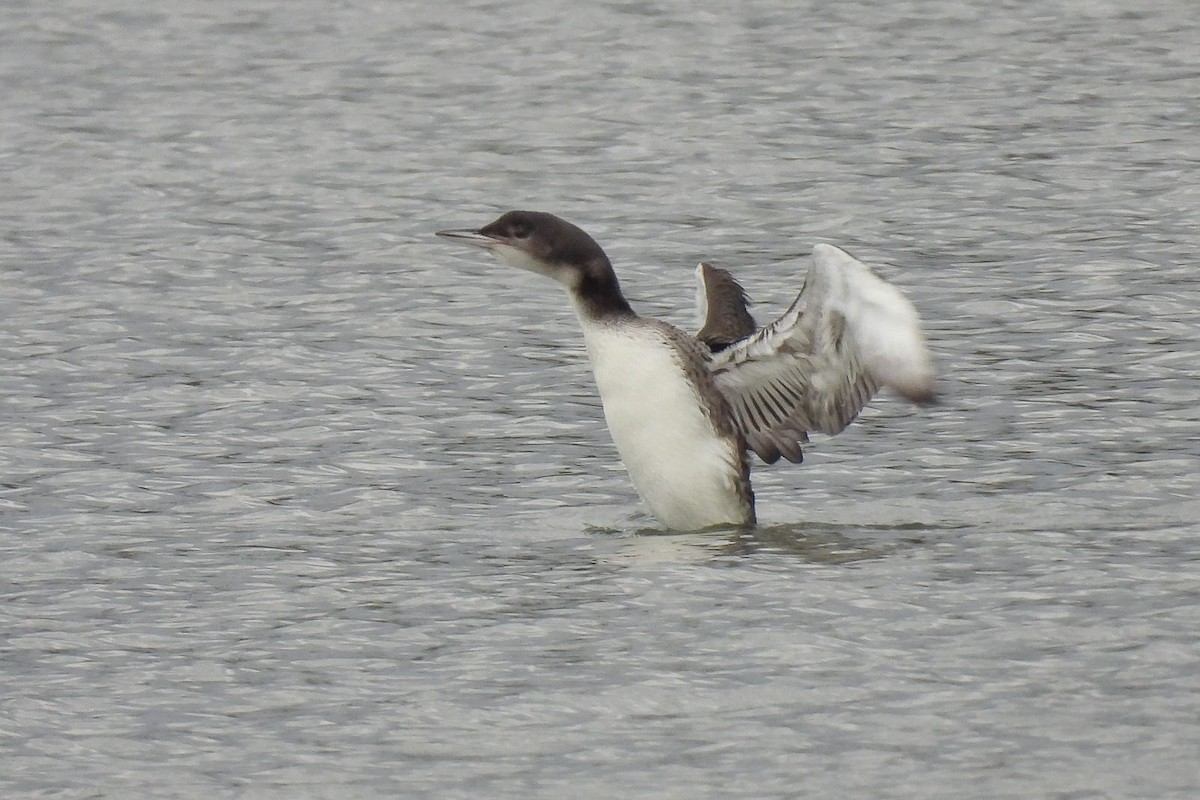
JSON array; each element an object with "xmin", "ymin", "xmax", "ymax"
[
  {"xmin": 710, "ymin": 244, "xmax": 934, "ymax": 464},
  {"xmin": 694, "ymin": 263, "xmax": 757, "ymax": 353}
]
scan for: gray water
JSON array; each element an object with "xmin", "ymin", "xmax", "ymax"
[{"xmin": 3, "ymin": 1, "xmax": 1199, "ymax": 797}]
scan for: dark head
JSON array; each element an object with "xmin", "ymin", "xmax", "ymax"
[{"xmin": 437, "ymin": 210, "xmax": 633, "ymax": 318}]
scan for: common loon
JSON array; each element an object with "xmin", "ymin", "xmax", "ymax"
[{"xmin": 436, "ymin": 210, "xmax": 935, "ymax": 530}]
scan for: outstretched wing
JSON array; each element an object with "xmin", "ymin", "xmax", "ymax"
[
  {"xmin": 693, "ymin": 262, "xmax": 757, "ymax": 353},
  {"xmin": 709, "ymin": 244, "xmax": 935, "ymax": 464}
]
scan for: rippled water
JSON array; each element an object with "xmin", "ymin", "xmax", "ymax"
[{"xmin": 3, "ymin": 1, "xmax": 1199, "ymax": 797}]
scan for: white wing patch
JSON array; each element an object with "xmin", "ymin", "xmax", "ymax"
[{"xmin": 709, "ymin": 243, "xmax": 935, "ymax": 464}]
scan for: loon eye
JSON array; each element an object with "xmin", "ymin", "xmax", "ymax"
[{"xmin": 511, "ymin": 223, "xmax": 532, "ymax": 239}]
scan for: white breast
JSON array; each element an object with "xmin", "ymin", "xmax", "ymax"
[{"xmin": 576, "ymin": 318, "xmax": 751, "ymax": 529}]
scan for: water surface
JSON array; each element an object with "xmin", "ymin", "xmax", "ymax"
[{"xmin": 2, "ymin": 1, "xmax": 1198, "ymax": 797}]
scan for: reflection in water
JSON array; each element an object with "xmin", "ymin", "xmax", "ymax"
[
  {"xmin": 591, "ymin": 521, "xmax": 915, "ymax": 566},
  {"xmin": 728, "ymin": 524, "xmax": 912, "ymax": 563}
]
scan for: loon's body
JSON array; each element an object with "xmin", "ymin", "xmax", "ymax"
[
  {"xmin": 575, "ymin": 315, "xmax": 754, "ymax": 529},
  {"xmin": 437, "ymin": 211, "xmax": 935, "ymax": 530}
]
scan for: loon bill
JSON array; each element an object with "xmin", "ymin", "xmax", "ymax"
[{"xmin": 437, "ymin": 210, "xmax": 935, "ymax": 531}]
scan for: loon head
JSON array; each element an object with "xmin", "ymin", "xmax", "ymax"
[
  {"xmin": 437, "ymin": 211, "xmax": 611, "ymax": 286},
  {"xmin": 438, "ymin": 210, "xmax": 634, "ymax": 318}
]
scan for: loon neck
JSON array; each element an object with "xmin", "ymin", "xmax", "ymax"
[{"xmin": 570, "ymin": 257, "xmax": 637, "ymax": 323}]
